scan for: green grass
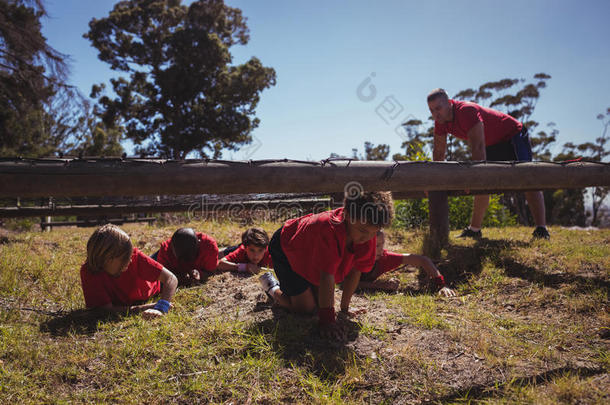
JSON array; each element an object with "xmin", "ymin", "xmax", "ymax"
[{"xmin": 1, "ymin": 222, "xmax": 609, "ymax": 403}]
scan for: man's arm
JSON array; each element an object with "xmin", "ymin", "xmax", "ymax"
[
  {"xmin": 467, "ymin": 121, "xmax": 486, "ymax": 160},
  {"xmin": 433, "ymin": 134, "xmax": 448, "ymax": 161}
]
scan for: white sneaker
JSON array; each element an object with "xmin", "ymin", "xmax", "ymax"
[{"xmin": 259, "ymin": 272, "xmax": 279, "ymax": 295}]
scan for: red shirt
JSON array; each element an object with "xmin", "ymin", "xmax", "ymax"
[
  {"xmin": 376, "ymin": 250, "xmax": 405, "ymax": 276},
  {"xmin": 80, "ymin": 248, "xmax": 162, "ymax": 308},
  {"xmin": 223, "ymin": 244, "xmax": 273, "ymax": 268},
  {"xmin": 156, "ymin": 232, "xmax": 218, "ymax": 278},
  {"xmin": 280, "ymin": 207, "xmax": 376, "ymax": 285},
  {"xmin": 434, "ymin": 99, "xmax": 522, "ymax": 146}
]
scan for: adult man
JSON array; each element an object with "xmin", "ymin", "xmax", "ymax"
[{"xmin": 427, "ymin": 88, "xmax": 549, "ymax": 239}]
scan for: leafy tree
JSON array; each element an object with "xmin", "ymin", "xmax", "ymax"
[
  {"xmin": 363, "ymin": 141, "xmax": 389, "ymax": 160},
  {"xmin": 68, "ymin": 105, "xmax": 124, "ymax": 157},
  {"xmin": 85, "ymin": 0, "xmax": 276, "ymax": 159},
  {"xmin": 0, "ymin": 0, "xmax": 74, "ymax": 157},
  {"xmin": 330, "ymin": 141, "xmax": 390, "ymax": 161}
]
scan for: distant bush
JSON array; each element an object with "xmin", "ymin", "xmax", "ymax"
[{"xmin": 393, "ymin": 194, "xmax": 516, "ymax": 230}]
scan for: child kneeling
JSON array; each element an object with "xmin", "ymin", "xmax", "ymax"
[
  {"xmin": 80, "ymin": 224, "xmax": 178, "ymax": 319},
  {"xmin": 259, "ymin": 191, "xmax": 393, "ymax": 340}
]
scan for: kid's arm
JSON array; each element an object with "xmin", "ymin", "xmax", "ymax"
[
  {"xmin": 340, "ymin": 269, "xmax": 362, "ymax": 313},
  {"xmin": 401, "ymin": 254, "xmax": 441, "ymax": 279},
  {"xmin": 141, "ymin": 268, "xmax": 178, "ymax": 319},
  {"xmin": 401, "ymin": 254, "xmax": 456, "ymax": 297},
  {"xmin": 318, "ymin": 271, "xmax": 335, "ymax": 311},
  {"xmin": 217, "ymin": 259, "xmax": 260, "ymax": 274},
  {"xmin": 216, "ymin": 258, "xmax": 238, "ymax": 271}
]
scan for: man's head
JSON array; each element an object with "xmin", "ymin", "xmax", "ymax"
[
  {"xmin": 170, "ymin": 228, "xmax": 199, "ymax": 263},
  {"xmin": 86, "ymin": 224, "xmax": 133, "ymax": 278},
  {"xmin": 427, "ymin": 88, "xmax": 452, "ymax": 123},
  {"xmin": 343, "ymin": 191, "xmax": 394, "ymax": 245},
  {"xmin": 241, "ymin": 227, "xmax": 270, "ymax": 264}
]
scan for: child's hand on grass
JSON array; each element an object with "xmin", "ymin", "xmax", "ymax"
[
  {"xmin": 438, "ymin": 286, "xmax": 456, "ymax": 297},
  {"xmin": 141, "ymin": 308, "xmax": 164, "ymax": 319},
  {"xmin": 339, "ymin": 307, "xmax": 367, "ymax": 318}
]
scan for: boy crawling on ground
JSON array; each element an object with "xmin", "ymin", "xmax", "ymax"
[
  {"xmin": 153, "ymin": 228, "xmax": 219, "ymax": 285},
  {"xmin": 217, "ymin": 227, "xmax": 273, "ymax": 275}
]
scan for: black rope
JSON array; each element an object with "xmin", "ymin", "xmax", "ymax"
[{"xmin": 0, "ymin": 157, "xmax": 609, "ymax": 167}]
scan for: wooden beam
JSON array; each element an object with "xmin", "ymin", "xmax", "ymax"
[
  {"xmin": 40, "ymin": 217, "xmax": 156, "ymax": 229},
  {"xmin": 0, "ymin": 159, "xmax": 608, "ymax": 198},
  {"xmin": 427, "ymin": 191, "xmax": 449, "ymax": 258},
  {"xmin": 0, "ymin": 198, "xmax": 332, "ymax": 218}
]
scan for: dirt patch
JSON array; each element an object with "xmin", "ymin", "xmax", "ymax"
[{"xmin": 179, "ymin": 269, "xmax": 608, "ymax": 402}]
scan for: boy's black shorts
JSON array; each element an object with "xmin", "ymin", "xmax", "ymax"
[
  {"xmin": 358, "ymin": 262, "xmax": 380, "ymax": 282},
  {"xmin": 268, "ymin": 227, "xmax": 315, "ymax": 297}
]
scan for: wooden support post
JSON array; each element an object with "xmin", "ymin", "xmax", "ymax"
[{"xmin": 426, "ymin": 191, "xmax": 449, "ymax": 259}]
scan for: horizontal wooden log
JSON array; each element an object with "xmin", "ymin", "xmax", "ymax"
[
  {"xmin": 0, "ymin": 198, "xmax": 332, "ymax": 218},
  {"xmin": 40, "ymin": 217, "xmax": 156, "ymax": 229},
  {"xmin": 0, "ymin": 159, "xmax": 608, "ymax": 198}
]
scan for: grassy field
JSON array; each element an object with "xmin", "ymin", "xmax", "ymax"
[{"xmin": 0, "ymin": 221, "xmax": 608, "ymax": 404}]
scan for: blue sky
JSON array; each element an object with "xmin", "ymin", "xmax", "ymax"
[{"xmin": 41, "ymin": 0, "xmax": 610, "ymax": 160}]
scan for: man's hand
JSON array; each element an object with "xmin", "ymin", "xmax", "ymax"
[
  {"xmin": 141, "ymin": 308, "xmax": 164, "ymax": 319},
  {"xmin": 438, "ymin": 287, "xmax": 457, "ymax": 297}
]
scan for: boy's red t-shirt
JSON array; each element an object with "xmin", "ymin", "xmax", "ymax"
[
  {"xmin": 80, "ymin": 247, "xmax": 162, "ymax": 308},
  {"xmin": 223, "ymin": 244, "xmax": 273, "ymax": 268},
  {"xmin": 156, "ymin": 232, "xmax": 219, "ymax": 276},
  {"xmin": 434, "ymin": 99, "xmax": 522, "ymax": 146},
  {"xmin": 280, "ymin": 207, "xmax": 376, "ymax": 285},
  {"xmin": 376, "ymin": 250, "xmax": 405, "ymax": 276}
]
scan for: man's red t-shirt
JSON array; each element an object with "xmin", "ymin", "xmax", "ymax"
[
  {"xmin": 280, "ymin": 207, "xmax": 376, "ymax": 285},
  {"xmin": 223, "ymin": 244, "xmax": 273, "ymax": 268},
  {"xmin": 376, "ymin": 250, "xmax": 405, "ymax": 277},
  {"xmin": 156, "ymin": 232, "xmax": 219, "ymax": 278},
  {"xmin": 434, "ymin": 99, "xmax": 522, "ymax": 146},
  {"xmin": 80, "ymin": 248, "xmax": 162, "ymax": 308}
]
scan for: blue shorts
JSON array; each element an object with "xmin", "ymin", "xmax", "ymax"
[{"xmin": 486, "ymin": 128, "xmax": 532, "ymax": 162}]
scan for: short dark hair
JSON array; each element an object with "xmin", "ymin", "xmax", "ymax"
[
  {"xmin": 427, "ymin": 88, "xmax": 449, "ymax": 103},
  {"xmin": 241, "ymin": 227, "xmax": 269, "ymax": 248},
  {"xmin": 171, "ymin": 227, "xmax": 199, "ymax": 262},
  {"xmin": 343, "ymin": 190, "xmax": 394, "ymax": 227}
]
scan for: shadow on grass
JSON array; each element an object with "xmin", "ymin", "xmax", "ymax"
[
  {"xmin": 246, "ymin": 307, "xmax": 362, "ymax": 381},
  {"xmin": 426, "ymin": 365, "xmax": 605, "ymax": 403},
  {"xmin": 435, "ymin": 237, "xmax": 610, "ymax": 293},
  {"xmin": 40, "ymin": 309, "xmax": 124, "ymax": 336}
]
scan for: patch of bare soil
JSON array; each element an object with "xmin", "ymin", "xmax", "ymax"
[{"xmin": 183, "ymin": 271, "xmax": 609, "ymax": 402}]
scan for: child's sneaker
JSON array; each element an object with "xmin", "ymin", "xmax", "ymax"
[{"xmin": 259, "ymin": 272, "xmax": 279, "ymax": 298}]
